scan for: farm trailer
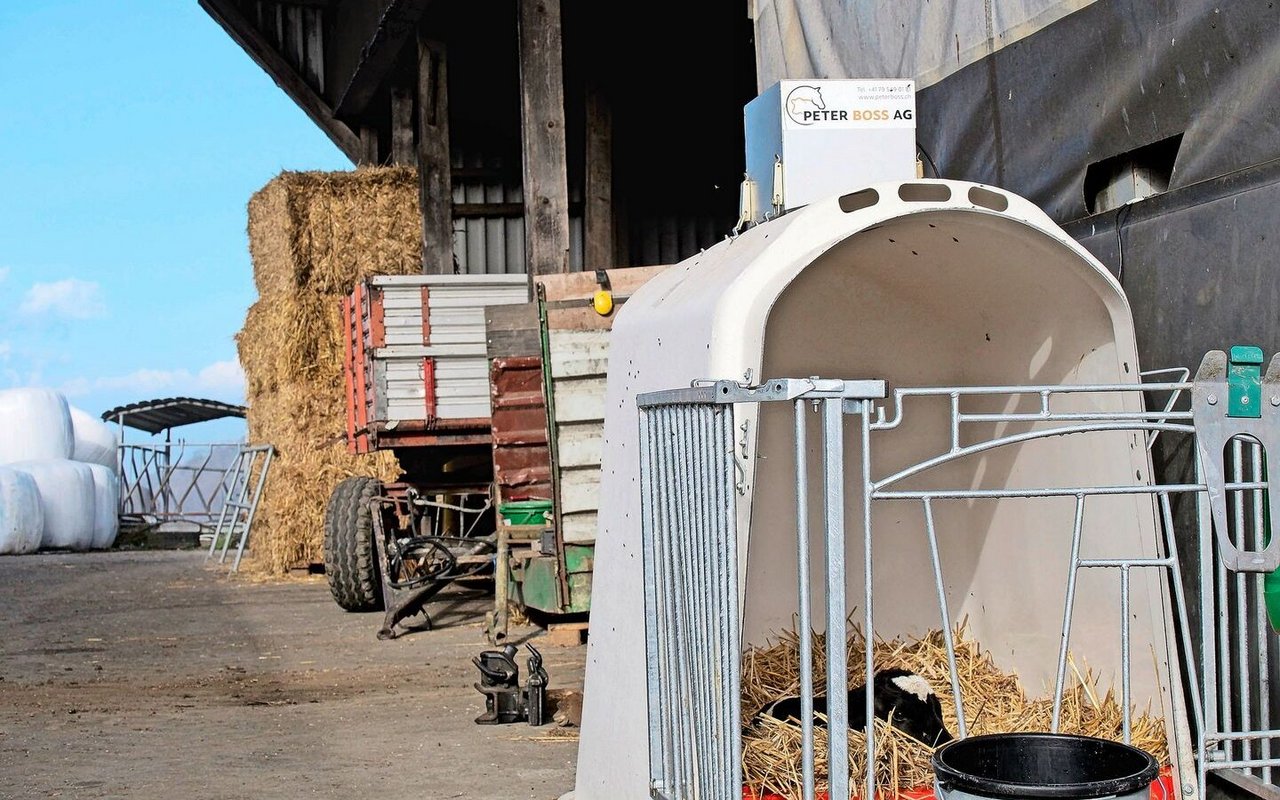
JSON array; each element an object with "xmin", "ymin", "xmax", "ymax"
[{"xmin": 323, "ymin": 267, "xmax": 666, "ymax": 641}]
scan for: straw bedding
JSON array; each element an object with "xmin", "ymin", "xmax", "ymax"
[
  {"xmin": 237, "ymin": 168, "xmax": 423, "ymax": 574},
  {"xmin": 741, "ymin": 620, "xmax": 1169, "ymax": 799}
]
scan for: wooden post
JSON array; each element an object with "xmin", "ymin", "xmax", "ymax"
[
  {"xmin": 417, "ymin": 35, "xmax": 453, "ymax": 274},
  {"xmin": 389, "ymin": 85, "xmax": 415, "ymax": 165},
  {"xmin": 518, "ymin": 0, "xmax": 570, "ymax": 281},
  {"xmin": 358, "ymin": 125, "xmax": 380, "ymax": 166},
  {"xmin": 584, "ymin": 82, "xmax": 614, "ymax": 269}
]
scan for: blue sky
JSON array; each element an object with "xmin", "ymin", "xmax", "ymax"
[{"xmin": 0, "ymin": 2, "xmax": 351, "ymax": 442}]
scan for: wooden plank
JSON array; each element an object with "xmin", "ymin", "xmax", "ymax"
[
  {"xmin": 553, "ymin": 377, "xmax": 606, "ymax": 423},
  {"xmin": 485, "ymin": 303, "xmax": 540, "ymax": 359},
  {"xmin": 536, "ymin": 264, "xmax": 667, "ymax": 304},
  {"xmin": 561, "ymin": 513, "xmax": 597, "ymax": 543},
  {"xmin": 302, "ymin": 7, "xmax": 325, "ymax": 93},
  {"xmin": 583, "ymin": 82, "xmax": 613, "ymax": 270},
  {"xmin": 558, "ymin": 467, "xmax": 599, "ymax": 514},
  {"xmin": 556, "ymin": 423, "xmax": 603, "ymax": 469},
  {"xmin": 199, "ymin": 0, "xmax": 361, "ymax": 161},
  {"xmin": 548, "ymin": 329, "xmax": 610, "ymax": 378},
  {"xmin": 333, "ymin": 0, "xmax": 436, "ymax": 117},
  {"xmin": 358, "ymin": 125, "xmax": 379, "ymax": 165},
  {"xmin": 417, "ymin": 35, "xmax": 452, "ymax": 274},
  {"xmin": 390, "ymin": 85, "xmax": 415, "ymax": 166},
  {"xmin": 518, "ymin": 0, "xmax": 570, "ymax": 278},
  {"xmin": 283, "ymin": 5, "xmax": 304, "ymax": 70}
]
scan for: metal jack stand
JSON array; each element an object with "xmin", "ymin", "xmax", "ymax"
[{"xmin": 473, "ymin": 643, "xmax": 549, "ymax": 726}]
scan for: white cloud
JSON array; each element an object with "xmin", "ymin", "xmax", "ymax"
[
  {"xmin": 85, "ymin": 359, "xmax": 245, "ymax": 399},
  {"xmin": 20, "ymin": 278, "xmax": 106, "ymax": 319}
]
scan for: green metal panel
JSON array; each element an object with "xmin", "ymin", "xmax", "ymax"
[
  {"xmin": 1227, "ymin": 345, "xmax": 1264, "ymax": 418},
  {"xmin": 512, "ymin": 544, "xmax": 593, "ymax": 615}
]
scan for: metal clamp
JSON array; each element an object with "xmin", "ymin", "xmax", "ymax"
[{"xmin": 1192, "ymin": 348, "xmax": 1280, "ymax": 571}]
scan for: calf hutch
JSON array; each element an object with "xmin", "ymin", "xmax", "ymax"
[{"xmin": 573, "ymin": 179, "xmax": 1280, "ymax": 800}]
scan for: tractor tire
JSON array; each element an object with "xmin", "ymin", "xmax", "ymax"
[{"xmin": 323, "ymin": 476, "xmax": 385, "ymax": 612}]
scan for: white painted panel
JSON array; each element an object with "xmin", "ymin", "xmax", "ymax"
[
  {"xmin": 549, "ymin": 330, "xmax": 612, "ymax": 378},
  {"xmin": 562, "ymin": 512, "xmax": 597, "ymax": 544},
  {"xmin": 556, "ymin": 423, "xmax": 603, "ymax": 469},
  {"xmin": 558, "ymin": 467, "xmax": 599, "ymax": 515},
  {"xmin": 553, "ymin": 378, "xmax": 607, "ymax": 423}
]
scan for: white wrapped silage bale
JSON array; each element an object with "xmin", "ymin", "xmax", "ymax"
[
  {"xmin": 70, "ymin": 406, "xmax": 119, "ymax": 470},
  {"xmin": 0, "ymin": 466, "xmax": 43, "ymax": 554},
  {"xmin": 86, "ymin": 463, "xmax": 120, "ymax": 549},
  {"xmin": 0, "ymin": 388, "xmax": 74, "ymax": 464},
  {"xmin": 10, "ymin": 459, "xmax": 96, "ymax": 550}
]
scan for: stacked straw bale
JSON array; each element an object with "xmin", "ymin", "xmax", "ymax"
[
  {"xmin": 741, "ymin": 620, "xmax": 1169, "ymax": 799},
  {"xmin": 237, "ymin": 168, "xmax": 423, "ymax": 574}
]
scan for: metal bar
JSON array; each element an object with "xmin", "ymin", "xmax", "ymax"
[
  {"xmin": 1252, "ymin": 440, "xmax": 1272, "ymax": 783},
  {"xmin": 794, "ymin": 399, "xmax": 815, "ymax": 800},
  {"xmin": 1121, "ymin": 565, "xmax": 1132, "ymax": 743},
  {"xmin": 218, "ymin": 450, "xmax": 249, "ymax": 564},
  {"xmin": 232, "ymin": 447, "xmax": 274, "ymax": 572},
  {"xmin": 652, "ymin": 408, "xmax": 679, "ymax": 795},
  {"xmin": 1078, "ymin": 558, "xmax": 1175, "ymax": 568},
  {"xmin": 722, "ymin": 407, "xmax": 743, "ymax": 800},
  {"xmin": 876, "ymin": 480, "xmax": 1267, "ymax": 500},
  {"xmin": 1207, "ymin": 731, "xmax": 1280, "ymax": 742},
  {"xmin": 822, "ymin": 396, "xmax": 849, "ymax": 800},
  {"xmin": 703, "ymin": 406, "xmax": 730, "ymax": 800},
  {"xmin": 1198, "ymin": 455, "xmax": 1217, "ymax": 800},
  {"xmin": 873, "ymin": 422, "xmax": 1198, "ymax": 491},
  {"xmin": 1159, "ymin": 490, "xmax": 1207, "ymax": 799},
  {"xmin": 1233, "ymin": 438, "xmax": 1251, "ymax": 769},
  {"xmin": 680, "ymin": 406, "xmax": 712, "ymax": 797},
  {"xmin": 923, "ymin": 498, "xmax": 966, "ymax": 737},
  {"xmin": 662, "ymin": 407, "xmax": 693, "ymax": 796},
  {"xmin": 1052, "ymin": 495, "xmax": 1087, "ymax": 731},
  {"xmin": 873, "ymin": 381, "xmax": 1191, "ymax": 430},
  {"xmin": 206, "ymin": 445, "xmax": 244, "ymax": 562},
  {"xmin": 861, "ymin": 403, "xmax": 876, "ymax": 800},
  {"xmin": 639, "ymin": 408, "xmax": 666, "ymax": 796}
]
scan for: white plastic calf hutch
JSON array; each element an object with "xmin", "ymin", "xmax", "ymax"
[{"xmin": 574, "ymin": 179, "xmax": 1280, "ymax": 800}]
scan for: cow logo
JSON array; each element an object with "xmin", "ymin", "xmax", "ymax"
[{"xmin": 785, "ymin": 85, "xmax": 825, "ymax": 125}]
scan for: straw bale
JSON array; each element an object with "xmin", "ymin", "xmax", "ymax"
[
  {"xmin": 237, "ymin": 167, "xmax": 423, "ymax": 574},
  {"xmin": 741, "ymin": 620, "xmax": 1169, "ymax": 799}
]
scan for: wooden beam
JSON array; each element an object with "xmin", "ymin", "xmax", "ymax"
[
  {"xmin": 583, "ymin": 82, "xmax": 614, "ymax": 269},
  {"xmin": 417, "ymin": 35, "xmax": 453, "ymax": 274},
  {"xmin": 199, "ymin": 0, "xmax": 361, "ymax": 162},
  {"xmin": 302, "ymin": 7, "xmax": 325, "ymax": 93},
  {"xmin": 389, "ymin": 85, "xmax": 415, "ymax": 165},
  {"xmin": 334, "ymin": 0, "xmax": 436, "ymax": 118},
  {"xmin": 358, "ymin": 125, "xmax": 380, "ymax": 166},
  {"xmin": 518, "ymin": 0, "xmax": 570, "ymax": 278}
]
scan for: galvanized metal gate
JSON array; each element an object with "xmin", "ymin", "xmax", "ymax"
[{"xmin": 638, "ymin": 350, "xmax": 1280, "ymax": 800}]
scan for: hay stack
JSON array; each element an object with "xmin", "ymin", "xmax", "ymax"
[
  {"xmin": 741, "ymin": 621, "xmax": 1169, "ymax": 799},
  {"xmin": 237, "ymin": 167, "xmax": 423, "ymax": 574}
]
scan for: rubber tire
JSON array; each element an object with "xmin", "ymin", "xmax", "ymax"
[{"xmin": 323, "ymin": 476, "xmax": 385, "ymax": 612}]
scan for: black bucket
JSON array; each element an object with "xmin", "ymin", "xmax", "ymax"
[{"xmin": 931, "ymin": 733, "xmax": 1159, "ymax": 800}]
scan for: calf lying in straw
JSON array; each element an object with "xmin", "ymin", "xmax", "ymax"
[{"xmin": 754, "ymin": 667, "xmax": 954, "ymax": 747}]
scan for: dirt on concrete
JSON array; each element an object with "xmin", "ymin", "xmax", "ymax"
[{"xmin": 0, "ymin": 550, "xmax": 585, "ymax": 800}]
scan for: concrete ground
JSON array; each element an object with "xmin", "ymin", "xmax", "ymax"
[{"xmin": 0, "ymin": 550, "xmax": 584, "ymax": 800}]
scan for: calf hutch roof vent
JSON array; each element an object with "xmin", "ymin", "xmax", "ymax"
[{"xmin": 574, "ymin": 179, "xmax": 1165, "ymax": 799}]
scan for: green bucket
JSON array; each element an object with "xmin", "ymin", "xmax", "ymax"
[{"xmin": 498, "ymin": 499, "xmax": 552, "ymax": 526}]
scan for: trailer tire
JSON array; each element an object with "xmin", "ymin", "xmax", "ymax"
[{"xmin": 323, "ymin": 476, "xmax": 384, "ymax": 612}]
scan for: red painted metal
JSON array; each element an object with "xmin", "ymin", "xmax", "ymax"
[
  {"xmin": 490, "ymin": 355, "xmax": 552, "ymax": 505},
  {"xmin": 420, "ymin": 285, "xmax": 431, "ymax": 343},
  {"xmin": 341, "ymin": 295, "xmax": 357, "ymax": 455},
  {"xmin": 423, "ymin": 358, "xmax": 437, "ymax": 418},
  {"xmin": 352, "ymin": 282, "xmax": 371, "ymax": 454}
]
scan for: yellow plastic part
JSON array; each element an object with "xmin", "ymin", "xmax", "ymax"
[{"xmin": 593, "ymin": 289, "xmax": 614, "ymax": 316}]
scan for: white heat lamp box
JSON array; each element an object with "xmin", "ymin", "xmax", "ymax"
[{"xmin": 744, "ymin": 78, "xmax": 917, "ymax": 222}]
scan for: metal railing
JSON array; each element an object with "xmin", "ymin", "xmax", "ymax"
[
  {"xmin": 119, "ymin": 442, "xmax": 246, "ymax": 524},
  {"xmin": 637, "ymin": 354, "xmax": 1280, "ymax": 800},
  {"xmin": 204, "ymin": 445, "xmax": 274, "ymax": 572}
]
